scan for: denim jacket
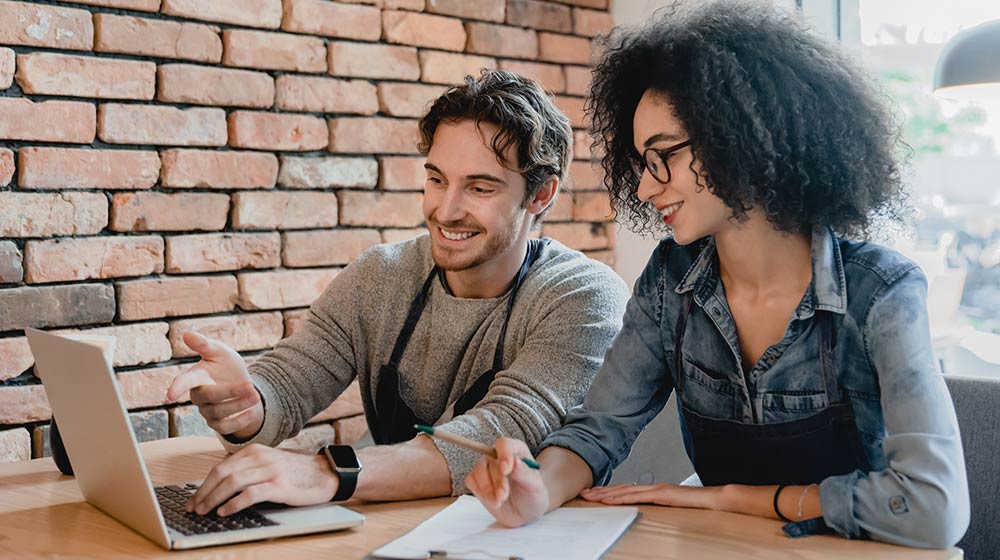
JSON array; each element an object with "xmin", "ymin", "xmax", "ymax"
[{"xmin": 542, "ymin": 226, "xmax": 970, "ymax": 548}]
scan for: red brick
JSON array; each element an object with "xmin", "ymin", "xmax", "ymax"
[
  {"xmin": 333, "ymin": 415, "xmax": 368, "ymax": 444},
  {"xmin": 542, "ymin": 222, "xmax": 612, "ymax": 251},
  {"xmin": 168, "ymin": 312, "xmax": 283, "ymax": 358},
  {"xmin": 223, "ymin": 29, "xmax": 326, "ymax": 73},
  {"xmin": 548, "ymin": 192, "xmax": 574, "ymax": 221},
  {"xmin": 228, "ymin": 111, "xmax": 328, "ymax": 151},
  {"xmin": 0, "ymin": 386, "xmax": 48, "ymax": 424},
  {"xmin": 564, "ymin": 65, "xmax": 591, "ymax": 96},
  {"xmin": 553, "ymin": 0, "xmax": 607, "ymax": 7},
  {"xmin": 568, "ymin": 160, "xmax": 603, "ymax": 190},
  {"xmin": 0, "ymin": 428, "xmax": 31, "ymax": 463},
  {"xmin": 283, "ymin": 308, "xmax": 310, "ymax": 337},
  {"xmin": 98, "ymin": 104, "xmax": 226, "ymax": 146},
  {"xmin": 0, "ymin": 98, "xmax": 95, "ymax": 143},
  {"xmin": 498, "ymin": 60, "xmax": 566, "ymax": 94},
  {"xmin": 539, "ymin": 32, "xmax": 592, "ymax": 65},
  {"xmin": 585, "ymin": 249, "xmax": 615, "ymax": 268},
  {"xmin": 426, "ymin": 0, "xmax": 504, "ymax": 22},
  {"xmin": 328, "ymin": 117, "xmax": 419, "ymax": 154},
  {"xmin": 55, "ymin": 322, "xmax": 172, "ymax": 367},
  {"xmin": 18, "ymin": 147, "xmax": 159, "ymax": 190},
  {"xmin": 0, "ymin": 148, "xmax": 13, "ymax": 186},
  {"xmin": 0, "ymin": 48, "xmax": 13, "ymax": 90},
  {"xmin": 158, "ymin": 65, "xmax": 273, "ymax": 108},
  {"xmin": 0, "ymin": 2, "xmax": 93, "ymax": 51},
  {"xmin": 381, "ymin": 228, "xmax": 425, "ymax": 244},
  {"xmin": 166, "ymin": 233, "xmax": 280, "ymax": 273},
  {"xmin": 15, "ymin": 52, "xmax": 154, "ymax": 100},
  {"xmin": 573, "ymin": 191, "xmax": 613, "ymax": 222},
  {"xmin": 555, "ymin": 95, "xmax": 587, "ymax": 129},
  {"xmin": 379, "ymin": 156, "xmax": 426, "ymax": 190},
  {"xmin": 110, "ymin": 192, "xmax": 229, "ymax": 232},
  {"xmin": 24, "ymin": 236, "xmax": 164, "ymax": 284},
  {"xmin": 116, "ymin": 275, "xmax": 238, "ymax": 321},
  {"xmin": 0, "ymin": 192, "xmax": 107, "ymax": 237},
  {"xmin": 0, "ymin": 337, "xmax": 32, "ymax": 381},
  {"xmin": 282, "ymin": 0, "xmax": 381, "ymax": 40},
  {"xmin": 232, "ymin": 192, "xmax": 339, "ymax": 230},
  {"xmin": 573, "ymin": 7, "xmax": 613, "ymax": 37},
  {"xmin": 278, "ymin": 156, "xmax": 378, "ymax": 189},
  {"xmin": 238, "ymin": 268, "xmax": 339, "ymax": 310},
  {"xmin": 275, "ymin": 76, "xmax": 377, "ymax": 114},
  {"xmin": 70, "ymin": 0, "xmax": 160, "ymax": 11},
  {"xmin": 574, "ymin": 129, "xmax": 599, "ymax": 160},
  {"xmin": 310, "ymin": 381, "xmax": 364, "ymax": 421},
  {"xmin": 160, "ymin": 149, "xmax": 278, "ymax": 189},
  {"xmin": 419, "ymin": 50, "xmax": 496, "ymax": 85},
  {"xmin": 340, "ymin": 191, "xmax": 424, "ymax": 227},
  {"xmin": 377, "ymin": 82, "xmax": 444, "ymax": 118},
  {"xmin": 0, "ymin": 283, "xmax": 116, "ymax": 332},
  {"xmin": 466, "ymin": 23, "xmax": 538, "ymax": 59},
  {"xmin": 0, "ymin": 241, "xmax": 22, "ymax": 284},
  {"xmin": 507, "ymin": 0, "xmax": 571, "ymax": 33},
  {"xmin": 282, "ymin": 229, "xmax": 381, "ymax": 267},
  {"xmin": 383, "ymin": 10, "xmax": 466, "ymax": 51},
  {"xmin": 94, "ymin": 14, "xmax": 220, "ymax": 63},
  {"xmin": 161, "ymin": 0, "xmax": 282, "ymax": 29},
  {"xmin": 328, "ymin": 41, "xmax": 419, "ymax": 81},
  {"xmin": 378, "ymin": 0, "xmax": 424, "ymax": 9},
  {"xmin": 119, "ymin": 364, "xmax": 185, "ymax": 409}
]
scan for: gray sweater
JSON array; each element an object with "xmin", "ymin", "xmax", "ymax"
[{"xmin": 228, "ymin": 234, "xmax": 629, "ymax": 494}]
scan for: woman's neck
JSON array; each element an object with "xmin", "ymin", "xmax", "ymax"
[{"xmin": 714, "ymin": 212, "xmax": 812, "ymax": 300}]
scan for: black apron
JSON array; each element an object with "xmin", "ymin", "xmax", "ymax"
[
  {"xmin": 673, "ymin": 292, "xmax": 872, "ymax": 488},
  {"xmin": 371, "ymin": 240, "xmax": 544, "ymax": 445}
]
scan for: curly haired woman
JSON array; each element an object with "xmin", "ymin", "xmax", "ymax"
[{"xmin": 465, "ymin": 0, "xmax": 969, "ymax": 548}]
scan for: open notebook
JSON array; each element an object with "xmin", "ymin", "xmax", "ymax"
[{"xmin": 372, "ymin": 495, "xmax": 638, "ymax": 560}]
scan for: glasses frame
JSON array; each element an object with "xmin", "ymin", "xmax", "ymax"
[{"xmin": 642, "ymin": 140, "xmax": 692, "ymax": 184}]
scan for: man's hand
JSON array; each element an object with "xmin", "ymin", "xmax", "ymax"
[
  {"xmin": 465, "ymin": 437, "xmax": 549, "ymax": 528},
  {"xmin": 166, "ymin": 332, "xmax": 264, "ymax": 439},
  {"xmin": 187, "ymin": 444, "xmax": 339, "ymax": 516}
]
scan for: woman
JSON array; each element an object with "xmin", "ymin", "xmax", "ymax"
[{"xmin": 465, "ymin": 0, "xmax": 969, "ymax": 548}]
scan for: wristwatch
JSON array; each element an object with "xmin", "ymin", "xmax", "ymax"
[{"xmin": 319, "ymin": 445, "xmax": 362, "ymax": 502}]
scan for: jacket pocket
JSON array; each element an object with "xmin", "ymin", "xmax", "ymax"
[
  {"xmin": 760, "ymin": 391, "xmax": 827, "ymax": 423},
  {"xmin": 680, "ymin": 358, "xmax": 737, "ymax": 419}
]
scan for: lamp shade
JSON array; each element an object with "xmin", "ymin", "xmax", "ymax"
[{"xmin": 934, "ymin": 18, "xmax": 1000, "ymax": 102}]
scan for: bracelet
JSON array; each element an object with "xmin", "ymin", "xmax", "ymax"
[
  {"xmin": 797, "ymin": 484, "xmax": 816, "ymax": 520},
  {"xmin": 773, "ymin": 484, "xmax": 792, "ymax": 522}
]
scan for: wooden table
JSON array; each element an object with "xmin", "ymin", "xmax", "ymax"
[{"xmin": 0, "ymin": 436, "xmax": 961, "ymax": 559}]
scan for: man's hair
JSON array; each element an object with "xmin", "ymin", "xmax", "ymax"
[
  {"xmin": 590, "ymin": 0, "xmax": 911, "ymax": 239},
  {"xmin": 418, "ymin": 69, "xmax": 573, "ymax": 221}
]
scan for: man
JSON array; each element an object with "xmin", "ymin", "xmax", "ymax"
[{"xmin": 166, "ymin": 69, "xmax": 629, "ymax": 516}]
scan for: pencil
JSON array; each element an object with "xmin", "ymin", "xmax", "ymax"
[{"xmin": 414, "ymin": 424, "xmax": 541, "ymax": 469}]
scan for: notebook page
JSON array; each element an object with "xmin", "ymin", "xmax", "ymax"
[{"xmin": 372, "ymin": 495, "xmax": 639, "ymax": 560}]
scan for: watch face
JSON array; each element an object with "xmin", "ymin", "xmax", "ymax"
[{"xmin": 328, "ymin": 445, "xmax": 361, "ymax": 469}]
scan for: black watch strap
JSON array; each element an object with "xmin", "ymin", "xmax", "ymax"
[{"xmin": 320, "ymin": 445, "xmax": 361, "ymax": 502}]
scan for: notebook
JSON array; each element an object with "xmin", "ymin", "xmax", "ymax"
[{"xmin": 372, "ymin": 495, "xmax": 638, "ymax": 560}]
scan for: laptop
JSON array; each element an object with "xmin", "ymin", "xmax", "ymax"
[{"xmin": 25, "ymin": 327, "xmax": 365, "ymax": 550}]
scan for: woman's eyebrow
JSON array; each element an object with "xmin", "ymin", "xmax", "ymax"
[{"xmin": 643, "ymin": 132, "xmax": 683, "ymax": 148}]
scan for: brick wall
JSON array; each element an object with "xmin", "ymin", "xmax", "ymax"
[{"xmin": 0, "ymin": 0, "xmax": 615, "ymax": 463}]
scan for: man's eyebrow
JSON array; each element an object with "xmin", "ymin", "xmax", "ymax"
[
  {"xmin": 643, "ymin": 132, "xmax": 683, "ymax": 148},
  {"xmin": 424, "ymin": 164, "xmax": 508, "ymax": 186}
]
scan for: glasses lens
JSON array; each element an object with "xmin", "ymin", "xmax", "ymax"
[{"xmin": 643, "ymin": 149, "xmax": 669, "ymax": 183}]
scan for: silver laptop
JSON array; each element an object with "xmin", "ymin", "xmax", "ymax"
[{"xmin": 25, "ymin": 327, "xmax": 365, "ymax": 550}]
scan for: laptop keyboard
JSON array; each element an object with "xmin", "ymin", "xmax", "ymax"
[{"xmin": 155, "ymin": 483, "xmax": 279, "ymax": 536}]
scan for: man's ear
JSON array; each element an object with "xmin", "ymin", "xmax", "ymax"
[{"xmin": 526, "ymin": 175, "xmax": 559, "ymax": 217}]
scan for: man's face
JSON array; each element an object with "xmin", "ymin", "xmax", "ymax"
[{"xmin": 423, "ymin": 120, "xmax": 532, "ymax": 273}]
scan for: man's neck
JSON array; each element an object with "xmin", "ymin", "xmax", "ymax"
[{"xmin": 443, "ymin": 239, "xmax": 530, "ymax": 299}]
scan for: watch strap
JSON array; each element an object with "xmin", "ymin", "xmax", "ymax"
[{"xmin": 320, "ymin": 445, "xmax": 359, "ymax": 502}]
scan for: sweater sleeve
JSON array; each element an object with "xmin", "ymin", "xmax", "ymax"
[{"xmin": 428, "ymin": 260, "xmax": 631, "ymax": 494}]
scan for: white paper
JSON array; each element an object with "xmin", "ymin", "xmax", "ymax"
[{"xmin": 372, "ymin": 495, "xmax": 638, "ymax": 560}]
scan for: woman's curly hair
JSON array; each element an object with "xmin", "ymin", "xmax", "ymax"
[{"xmin": 589, "ymin": 0, "xmax": 910, "ymax": 239}]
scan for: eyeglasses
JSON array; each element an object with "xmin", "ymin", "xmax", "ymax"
[{"xmin": 641, "ymin": 140, "xmax": 691, "ymax": 184}]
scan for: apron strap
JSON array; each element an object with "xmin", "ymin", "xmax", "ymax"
[
  {"xmin": 818, "ymin": 310, "xmax": 841, "ymax": 404},
  {"xmin": 490, "ymin": 238, "xmax": 545, "ymax": 370},
  {"xmin": 673, "ymin": 292, "xmax": 695, "ymax": 395},
  {"xmin": 386, "ymin": 265, "xmax": 438, "ymax": 370}
]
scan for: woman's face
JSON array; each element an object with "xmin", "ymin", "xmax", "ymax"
[{"xmin": 633, "ymin": 89, "xmax": 733, "ymax": 245}]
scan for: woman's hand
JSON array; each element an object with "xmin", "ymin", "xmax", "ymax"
[
  {"xmin": 580, "ymin": 482, "xmax": 721, "ymax": 510},
  {"xmin": 465, "ymin": 437, "xmax": 549, "ymax": 528}
]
